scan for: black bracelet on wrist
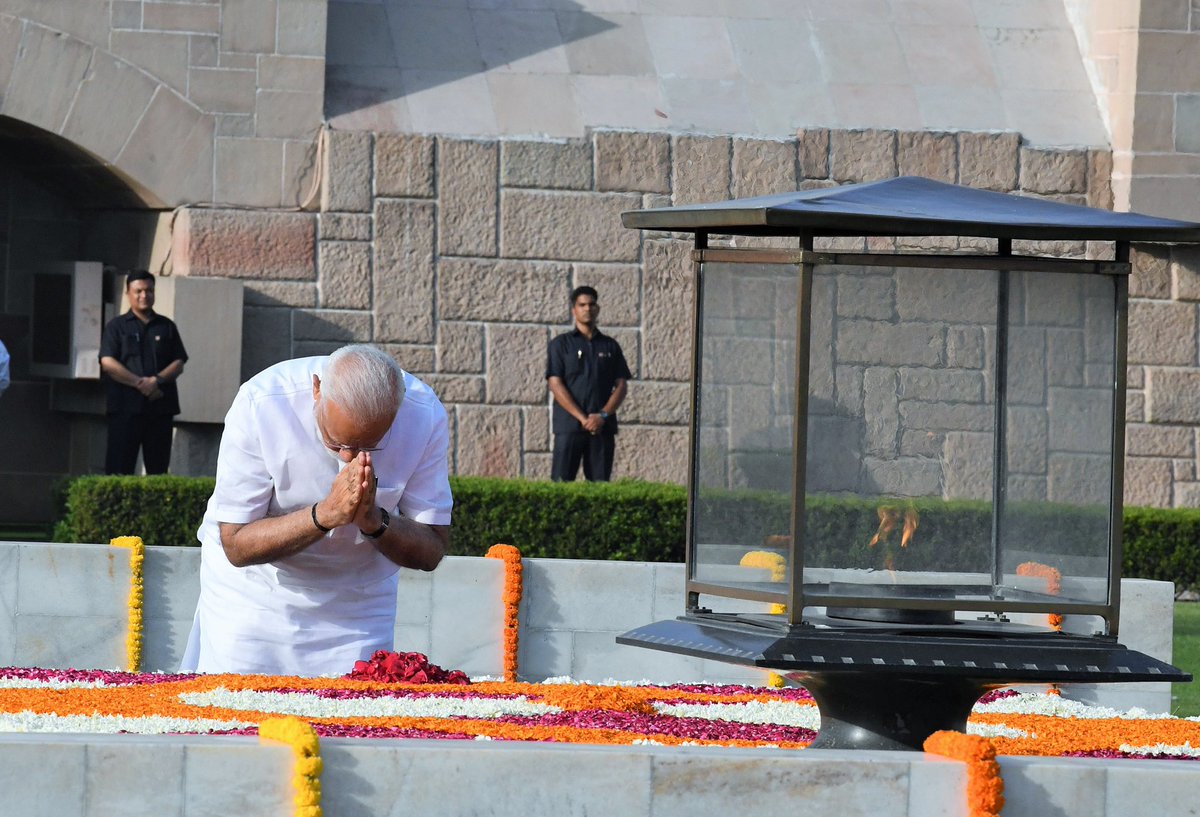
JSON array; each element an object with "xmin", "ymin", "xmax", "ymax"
[{"xmin": 311, "ymin": 502, "xmax": 332, "ymax": 533}]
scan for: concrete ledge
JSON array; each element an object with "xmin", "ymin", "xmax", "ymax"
[
  {"xmin": 0, "ymin": 542, "xmax": 1178, "ymax": 708},
  {"xmin": 0, "ymin": 732, "xmax": 1198, "ymax": 817}
]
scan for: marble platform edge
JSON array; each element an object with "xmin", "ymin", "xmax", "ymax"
[
  {"xmin": 0, "ymin": 541, "xmax": 1178, "ymax": 710},
  {"xmin": 0, "ymin": 732, "xmax": 1198, "ymax": 817}
]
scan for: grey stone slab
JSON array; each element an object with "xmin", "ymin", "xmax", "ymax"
[
  {"xmin": 143, "ymin": 546, "xmax": 201, "ymax": 621},
  {"xmin": 428, "ymin": 556, "xmax": 504, "ymax": 676},
  {"xmin": 319, "ymin": 240, "xmax": 372, "ymax": 309},
  {"xmin": 501, "ymin": 189, "xmax": 640, "ymax": 261},
  {"xmin": 143, "ymin": 1, "xmax": 220, "ymax": 33},
  {"xmin": 454, "ymin": 405, "xmax": 522, "ymax": 476},
  {"xmin": 374, "ymin": 198, "xmax": 436, "ymax": 343},
  {"xmin": 501, "ymin": 138, "xmax": 592, "ymax": 190},
  {"xmin": 727, "ymin": 16, "xmax": 820, "ymax": 83},
  {"xmin": 14, "ymin": 614, "xmax": 126, "ymax": 670},
  {"xmin": 492, "ymin": 72, "xmax": 583, "ymax": 137},
  {"xmin": 187, "ymin": 66, "xmax": 256, "ymax": 113},
  {"xmin": 519, "ymin": 627, "xmax": 575, "ymax": 681},
  {"xmin": 437, "ymin": 321, "xmax": 485, "ymax": 374},
  {"xmin": 571, "ymin": 73, "xmax": 667, "ymax": 130},
  {"xmin": 1104, "ymin": 760, "xmax": 1200, "ymax": 817},
  {"xmin": 143, "ymin": 615, "xmax": 193, "ymax": 673},
  {"xmin": 439, "ymin": 258, "xmax": 568, "ymax": 322},
  {"xmin": 214, "ymin": 137, "xmax": 286, "ymax": 208},
  {"xmin": 293, "ymin": 308, "xmax": 372, "ymax": 342},
  {"xmin": 86, "ymin": 739, "xmax": 186, "ymax": 817},
  {"xmin": 241, "ymin": 306, "xmax": 293, "ymax": 381},
  {"xmin": 324, "ymin": 740, "xmax": 653, "ymax": 817},
  {"xmin": 438, "ymin": 138, "xmax": 498, "ymax": 257},
  {"xmin": 183, "ymin": 740, "xmax": 292, "ymax": 817},
  {"xmin": 277, "ymin": 0, "xmax": 327, "ymax": 57},
  {"xmin": 487, "ymin": 324, "xmax": 548, "ymax": 404},
  {"xmin": 220, "ymin": 0, "xmax": 277, "ymax": 54},
  {"xmin": 116, "ymin": 89, "xmax": 216, "ymax": 208},
  {"xmin": 473, "ymin": 8, "xmax": 569, "ymax": 73},
  {"xmin": 259, "ymin": 55, "xmax": 325, "ymax": 92},
  {"xmin": 3, "ymin": 22, "xmax": 92, "ymax": 133},
  {"xmin": 17, "ymin": 544, "xmax": 126, "ymax": 617},
  {"xmin": 904, "ymin": 754, "xmax": 962, "ymax": 817},
  {"xmin": 653, "ymin": 752, "xmax": 910, "ymax": 816},
  {"xmin": 326, "ymin": 1, "xmax": 398, "ymax": 68},
  {"xmin": 392, "ymin": 565, "xmax": 436, "ymax": 636},
  {"xmin": 559, "ymin": 11, "xmax": 653, "ymax": 76},
  {"xmin": 524, "ymin": 559, "xmax": 656, "ymax": 633},
  {"xmin": 375, "ymin": 133, "xmax": 435, "ymax": 197},
  {"xmin": 574, "ymin": 628, "xmax": 705, "ymax": 684},
  {"xmin": 110, "ymin": 29, "xmax": 191, "ymax": 91},
  {"xmin": 391, "ymin": 7, "xmax": 483, "ymax": 72},
  {"xmin": 661, "ymin": 75, "xmax": 757, "ymax": 133},
  {"xmin": 643, "ymin": 14, "xmax": 739, "ymax": 81},
  {"xmin": 111, "ymin": 1, "xmax": 143, "ymax": 30},
  {"xmin": 1048, "ymin": 387, "xmax": 1115, "ymax": 454},
  {"xmin": 320, "ymin": 212, "xmax": 373, "ymax": 241},
  {"xmin": 255, "ymin": 89, "xmax": 323, "ymax": 140},
  {"xmin": 393, "ymin": 622, "xmax": 433, "ymax": 657},
  {"xmin": 60, "ymin": 52, "xmax": 157, "ymax": 161},
  {"xmin": 0, "ymin": 740, "xmax": 86, "ymax": 816},
  {"xmin": 401, "ymin": 68, "xmax": 498, "ymax": 134},
  {"xmin": 322, "ymin": 129, "xmax": 373, "ymax": 213}
]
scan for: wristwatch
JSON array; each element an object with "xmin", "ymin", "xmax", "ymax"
[
  {"xmin": 362, "ymin": 507, "xmax": 390, "ymax": 539},
  {"xmin": 600, "ymin": 411, "xmax": 609, "ymax": 420}
]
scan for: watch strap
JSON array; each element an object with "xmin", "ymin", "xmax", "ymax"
[{"xmin": 362, "ymin": 507, "xmax": 390, "ymax": 539}]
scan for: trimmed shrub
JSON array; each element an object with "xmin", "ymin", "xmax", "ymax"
[
  {"xmin": 48, "ymin": 474, "xmax": 1200, "ymax": 591},
  {"xmin": 52, "ymin": 475, "xmax": 686, "ymax": 561}
]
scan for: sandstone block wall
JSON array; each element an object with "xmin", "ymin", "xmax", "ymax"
[
  {"xmin": 169, "ymin": 126, "xmax": 1199, "ymax": 507},
  {"xmin": 0, "ymin": 2, "xmax": 327, "ymax": 208}
]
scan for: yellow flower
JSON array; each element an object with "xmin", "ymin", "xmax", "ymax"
[
  {"xmin": 260, "ymin": 717, "xmax": 323, "ymax": 817},
  {"xmin": 109, "ymin": 536, "xmax": 145, "ymax": 673}
]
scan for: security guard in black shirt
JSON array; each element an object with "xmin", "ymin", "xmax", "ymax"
[
  {"xmin": 99, "ymin": 270, "xmax": 188, "ymax": 474},
  {"xmin": 545, "ymin": 286, "xmax": 631, "ymax": 481}
]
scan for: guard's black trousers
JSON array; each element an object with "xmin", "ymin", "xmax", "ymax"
[
  {"xmin": 105, "ymin": 412, "xmax": 174, "ymax": 475},
  {"xmin": 551, "ymin": 432, "xmax": 616, "ymax": 482}
]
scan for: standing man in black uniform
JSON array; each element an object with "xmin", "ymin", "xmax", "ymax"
[
  {"xmin": 99, "ymin": 270, "xmax": 188, "ymax": 474},
  {"xmin": 545, "ymin": 286, "xmax": 631, "ymax": 481}
]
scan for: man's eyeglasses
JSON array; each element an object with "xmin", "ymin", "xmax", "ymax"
[{"xmin": 319, "ymin": 424, "xmax": 392, "ymax": 454}]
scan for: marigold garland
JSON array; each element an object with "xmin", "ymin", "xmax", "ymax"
[
  {"xmin": 486, "ymin": 544, "xmax": 523, "ymax": 682},
  {"xmin": 739, "ymin": 550, "xmax": 787, "ymax": 687},
  {"xmin": 1016, "ymin": 561, "xmax": 1063, "ymax": 631},
  {"xmin": 1016, "ymin": 560, "xmax": 1065, "ymax": 694},
  {"xmin": 259, "ymin": 716, "xmax": 323, "ymax": 817},
  {"xmin": 109, "ymin": 536, "xmax": 145, "ymax": 673},
  {"xmin": 924, "ymin": 731, "xmax": 1005, "ymax": 817}
]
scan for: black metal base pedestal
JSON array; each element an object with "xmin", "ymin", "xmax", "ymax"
[
  {"xmin": 799, "ymin": 673, "xmax": 988, "ymax": 750},
  {"xmin": 617, "ymin": 614, "xmax": 1192, "ymax": 751}
]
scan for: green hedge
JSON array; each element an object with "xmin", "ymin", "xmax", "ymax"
[
  {"xmin": 51, "ymin": 475, "xmax": 687, "ymax": 562},
  {"xmin": 49, "ymin": 474, "xmax": 1200, "ymax": 590}
]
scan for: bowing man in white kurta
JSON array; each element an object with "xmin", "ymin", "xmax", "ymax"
[{"xmin": 181, "ymin": 345, "xmax": 452, "ymax": 676}]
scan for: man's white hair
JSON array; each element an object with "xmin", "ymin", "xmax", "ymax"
[{"xmin": 321, "ymin": 344, "xmax": 405, "ymax": 421}]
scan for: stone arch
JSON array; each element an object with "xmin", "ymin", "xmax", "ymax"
[{"xmin": 0, "ymin": 14, "xmax": 216, "ymax": 208}]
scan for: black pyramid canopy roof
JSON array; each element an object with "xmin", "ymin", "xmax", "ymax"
[{"xmin": 621, "ymin": 176, "xmax": 1200, "ymax": 243}]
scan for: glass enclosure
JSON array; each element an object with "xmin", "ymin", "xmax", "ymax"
[{"xmin": 689, "ymin": 252, "xmax": 1123, "ymax": 627}]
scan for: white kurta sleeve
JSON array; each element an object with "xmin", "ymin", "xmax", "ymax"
[
  {"xmin": 208, "ymin": 388, "xmax": 276, "ymax": 524},
  {"xmin": 397, "ymin": 402, "xmax": 453, "ymax": 526}
]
